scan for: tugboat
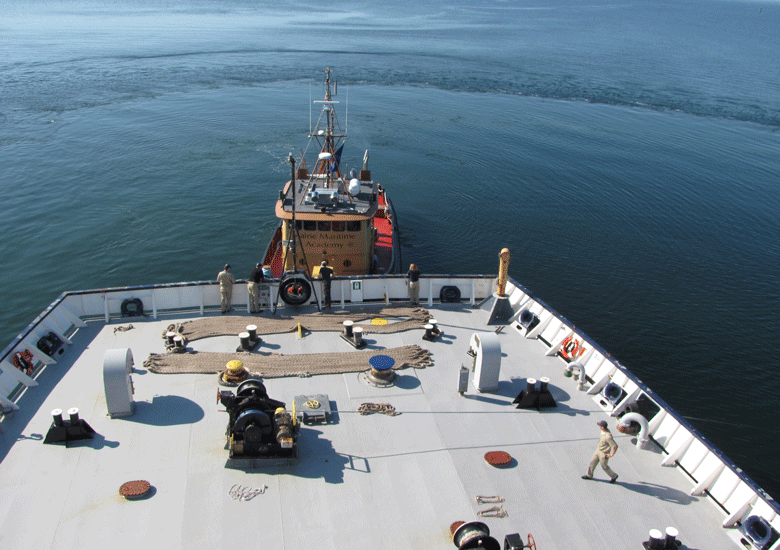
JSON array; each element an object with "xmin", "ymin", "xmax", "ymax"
[{"xmin": 262, "ymin": 68, "xmax": 400, "ymax": 305}]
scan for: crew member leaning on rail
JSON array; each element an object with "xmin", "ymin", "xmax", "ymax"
[
  {"xmin": 319, "ymin": 260, "xmax": 334, "ymax": 309},
  {"xmin": 248, "ymin": 263, "xmax": 264, "ymax": 314},
  {"xmin": 217, "ymin": 264, "xmax": 235, "ymax": 314}
]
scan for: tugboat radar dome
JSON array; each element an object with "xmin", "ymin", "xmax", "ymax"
[{"xmin": 348, "ymin": 178, "xmax": 360, "ymax": 196}]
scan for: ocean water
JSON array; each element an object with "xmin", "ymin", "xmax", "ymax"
[{"xmin": 2, "ymin": 0, "xmax": 780, "ymax": 499}]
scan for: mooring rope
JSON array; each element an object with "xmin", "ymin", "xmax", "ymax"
[
  {"xmin": 143, "ymin": 344, "xmax": 433, "ymax": 377},
  {"xmin": 170, "ymin": 306, "xmax": 431, "ymax": 342}
]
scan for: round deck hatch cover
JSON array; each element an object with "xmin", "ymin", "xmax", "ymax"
[
  {"xmin": 484, "ymin": 451, "xmax": 512, "ymax": 467},
  {"xmin": 119, "ymin": 480, "xmax": 152, "ymax": 500}
]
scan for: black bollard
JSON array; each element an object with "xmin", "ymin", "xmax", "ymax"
[{"xmin": 52, "ymin": 408, "xmax": 64, "ymax": 427}]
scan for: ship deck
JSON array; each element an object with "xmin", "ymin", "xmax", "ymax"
[{"xmin": 0, "ymin": 302, "xmax": 737, "ymax": 550}]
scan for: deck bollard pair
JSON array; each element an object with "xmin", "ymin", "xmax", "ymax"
[
  {"xmin": 44, "ymin": 407, "xmax": 95, "ymax": 445},
  {"xmin": 643, "ymin": 527, "xmax": 680, "ymax": 549},
  {"xmin": 237, "ymin": 325, "xmax": 261, "ymax": 351},
  {"xmin": 513, "ymin": 377, "xmax": 557, "ymax": 410},
  {"xmin": 341, "ymin": 320, "xmax": 365, "ymax": 348},
  {"xmin": 166, "ymin": 332, "xmax": 186, "ymax": 351},
  {"xmin": 422, "ymin": 319, "xmax": 441, "ymax": 341}
]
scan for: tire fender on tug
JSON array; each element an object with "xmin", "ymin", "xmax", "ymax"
[{"xmin": 279, "ymin": 273, "xmax": 312, "ymax": 305}]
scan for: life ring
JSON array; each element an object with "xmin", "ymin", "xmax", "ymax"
[
  {"xmin": 279, "ymin": 275, "xmax": 312, "ymax": 305},
  {"xmin": 559, "ymin": 335, "xmax": 583, "ymax": 360},
  {"xmin": 121, "ymin": 298, "xmax": 144, "ymax": 317},
  {"xmin": 12, "ymin": 350, "xmax": 34, "ymax": 376}
]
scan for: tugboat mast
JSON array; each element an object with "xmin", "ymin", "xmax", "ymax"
[{"xmin": 311, "ymin": 67, "xmax": 346, "ymax": 183}]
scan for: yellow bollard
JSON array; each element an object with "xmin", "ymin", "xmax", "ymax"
[{"xmin": 298, "ymin": 322, "xmax": 302, "ymax": 338}]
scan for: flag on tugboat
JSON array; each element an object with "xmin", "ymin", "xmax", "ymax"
[{"xmin": 331, "ymin": 145, "xmax": 344, "ymax": 174}]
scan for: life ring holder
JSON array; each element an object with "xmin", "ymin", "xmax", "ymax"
[
  {"xmin": 12, "ymin": 349, "xmax": 35, "ymax": 376},
  {"xmin": 279, "ymin": 274, "xmax": 312, "ymax": 306},
  {"xmin": 559, "ymin": 334, "xmax": 583, "ymax": 361}
]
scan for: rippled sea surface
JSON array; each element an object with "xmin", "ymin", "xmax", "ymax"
[{"xmin": 2, "ymin": 0, "xmax": 779, "ymax": 497}]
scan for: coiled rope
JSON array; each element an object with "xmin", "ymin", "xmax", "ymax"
[
  {"xmin": 357, "ymin": 403, "xmax": 398, "ymax": 416},
  {"xmin": 144, "ymin": 344, "xmax": 432, "ymax": 377},
  {"xmin": 171, "ymin": 306, "xmax": 431, "ymax": 342}
]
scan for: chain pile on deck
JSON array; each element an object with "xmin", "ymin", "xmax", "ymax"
[
  {"xmin": 170, "ymin": 306, "xmax": 431, "ymax": 341},
  {"xmin": 144, "ymin": 345, "xmax": 433, "ymax": 377}
]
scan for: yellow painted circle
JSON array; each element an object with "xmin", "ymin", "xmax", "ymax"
[
  {"xmin": 305, "ymin": 399, "xmax": 320, "ymax": 409},
  {"xmin": 371, "ymin": 318, "xmax": 388, "ymax": 326}
]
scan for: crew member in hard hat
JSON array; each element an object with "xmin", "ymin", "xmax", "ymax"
[
  {"xmin": 217, "ymin": 264, "xmax": 235, "ymax": 314},
  {"xmin": 582, "ymin": 420, "xmax": 619, "ymax": 483}
]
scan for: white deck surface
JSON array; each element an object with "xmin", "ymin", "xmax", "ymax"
[{"xmin": 0, "ymin": 303, "xmax": 737, "ymax": 550}]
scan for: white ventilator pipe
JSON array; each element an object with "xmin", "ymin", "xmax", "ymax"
[{"xmin": 619, "ymin": 412, "xmax": 651, "ymax": 449}]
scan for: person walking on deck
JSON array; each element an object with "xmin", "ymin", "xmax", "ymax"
[
  {"xmin": 582, "ymin": 420, "xmax": 619, "ymax": 483},
  {"xmin": 217, "ymin": 264, "xmax": 235, "ymax": 314}
]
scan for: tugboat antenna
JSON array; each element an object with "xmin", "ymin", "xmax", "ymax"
[{"xmin": 287, "ymin": 153, "xmax": 298, "ymax": 271}]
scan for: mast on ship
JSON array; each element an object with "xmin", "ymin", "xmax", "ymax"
[{"xmin": 309, "ymin": 67, "xmax": 346, "ymax": 190}]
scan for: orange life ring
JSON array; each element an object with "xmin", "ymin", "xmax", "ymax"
[
  {"xmin": 12, "ymin": 350, "xmax": 34, "ymax": 376},
  {"xmin": 559, "ymin": 335, "xmax": 581, "ymax": 360}
]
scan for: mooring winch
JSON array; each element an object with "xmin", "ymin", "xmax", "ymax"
[{"xmin": 218, "ymin": 380, "xmax": 298, "ymax": 460}]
